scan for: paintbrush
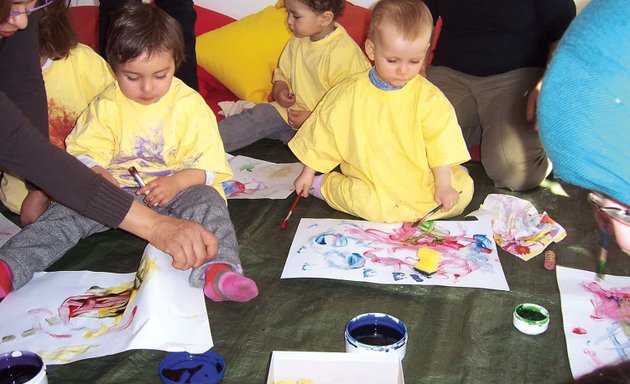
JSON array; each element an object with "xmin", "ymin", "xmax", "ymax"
[
  {"xmin": 280, "ymin": 194, "xmax": 301, "ymax": 230},
  {"xmin": 127, "ymin": 166, "xmax": 146, "ymax": 188},
  {"xmin": 410, "ymin": 191, "xmax": 463, "ymax": 227},
  {"xmin": 597, "ymin": 222, "xmax": 610, "ymax": 280}
]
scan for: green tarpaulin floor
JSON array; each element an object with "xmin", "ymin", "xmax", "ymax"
[{"xmin": 1, "ymin": 140, "xmax": 628, "ymax": 383}]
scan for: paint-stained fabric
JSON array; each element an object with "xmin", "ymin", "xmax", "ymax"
[
  {"xmin": 271, "ymin": 23, "xmax": 370, "ymax": 122},
  {"xmin": 288, "ymin": 70, "xmax": 474, "ymax": 223},
  {"xmin": 0, "ymin": 43, "xmax": 114, "ymax": 214},
  {"xmin": 66, "ymin": 78, "xmax": 232, "ymax": 199}
]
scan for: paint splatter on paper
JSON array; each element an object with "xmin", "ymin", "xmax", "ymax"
[
  {"xmin": 557, "ymin": 266, "xmax": 630, "ymax": 379},
  {"xmin": 222, "ymin": 155, "xmax": 302, "ymax": 199},
  {"xmin": 0, "ymin": 245, "xmax": 212, "ymax": 365},
  {"xmin": 282, "ymin": 218, "xmax": 509, "ymax": 291},
  {"xmin": 468, "ymin": 194, "xmax": 566, "ymax": 261}
]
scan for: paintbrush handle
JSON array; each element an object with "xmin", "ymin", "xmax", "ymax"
[{"xmin": 411, "ymin": 204, "xmax": 443, "ymax": 227}]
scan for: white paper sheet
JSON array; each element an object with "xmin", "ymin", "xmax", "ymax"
[
  {"xmin": 557, "ymin": 265, "xmax": 630, "ymax": 379},
  {"xmin": 0, "ymin": 245, "xmax": 212, "ymax": 365},
  {"xmin": 0, "ymin": 212, "xmax": 20, "ymax": 247},
  {"xmin": 222, "ymin": 155, "xmax": 302, "ymax": 199},
  {"xmin": 282, "ymin": 218, "xmax": 509, "ymax": 291}
]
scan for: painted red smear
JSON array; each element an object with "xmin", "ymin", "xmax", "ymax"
[
  {"xmin": 47, "ymin": 99, "xmax": 78, "ymax": 150},
  {"xmin": 572, "ymin": 327, "xmax": 587, "ymax": 335}
]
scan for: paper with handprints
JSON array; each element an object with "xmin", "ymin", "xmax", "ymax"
[
  {"xmin": 222, "ymin": 155, "xmax": 302, "ymax": 199},
  {"xmin": 0, "ymin": 245, "xmax": 212, "ymax": 365},
  {"xmin": 468, "ymin": 194, "xmax": 566, "ymax": 260},
  {"xmin": 282, "ymin": 218, "xmax": 509, "ymax": 291},
  {"xmin": 557, "ymin": 266, "xmax": 630, "ymax": 379}
]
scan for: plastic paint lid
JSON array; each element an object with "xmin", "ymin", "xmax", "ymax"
[
  {"xmin": 513, "ymin": 303, "xmax": 550, "ymax": 335},
  {"xmin": 0, "ymin": 350, "xmax": 48, "ymax": 384},
  {"xmin": 158, "ymin": 349, "xmax": 225, "ymax": 384}
]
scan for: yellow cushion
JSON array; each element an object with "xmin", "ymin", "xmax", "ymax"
[{"xmin": 195, "ymin": 4, "xmax": 292, "ymax": 103}]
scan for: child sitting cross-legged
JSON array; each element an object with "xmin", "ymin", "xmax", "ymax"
[
  {"xmin": 289, "ymin": 0, "xmax": 474, "ymax": 223},
  {"xmin": 217, "ymin": 0, "xmax": 371, "ymax": 152},
  {"xmin": 0, "ymin": 3, "xmax": 258, "ymax": 303}
]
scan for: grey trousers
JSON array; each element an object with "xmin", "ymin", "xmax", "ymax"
[
  {"xmin": 426, "ymin": 66, "xmax": 550, "ymax": 191},
  {"xmin": 0, "ymin": 185, "xmax": 240, "ymax": 291},
  {"xmin": 218, "ymin": 103, "xmax": 296, "ymax": 153}
]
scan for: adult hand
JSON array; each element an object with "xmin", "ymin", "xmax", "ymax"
[
  {"xmin": 20, "ymin": 190, "xmax": 51, "ymax": 226},
  {"xmin": 526, "ymin": 79, "xmax": 543, "ymax": 131},
  {"xmin": 119, "ymin": 202, "xmax": 219, "ymax": 270},
  {"xmin": 149, "ymin": 214, "xmax": 219, "ymax": 270},
  {"xmin": 287, "ymin": 109, "xmax": 311, "ymax": 129}
]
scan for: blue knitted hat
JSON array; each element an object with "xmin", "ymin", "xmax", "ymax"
[{"xmin": 538, "ymin": 0, "xmax": 630, "ymax": 206}]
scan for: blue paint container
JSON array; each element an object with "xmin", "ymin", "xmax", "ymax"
[
  {"xmin": 158, "ymin": 349, "xmax": 225, "ymax": 384},
  {"xmin": 0, "ymin": 351, "xmax": 47, "ymax": 384},
  {"xmin": 345, "ymin": 313, "xmax": 408, "ymax": 360}
]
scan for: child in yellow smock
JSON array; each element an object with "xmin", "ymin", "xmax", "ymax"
[
  {"xmin": 0, "ymin": 0, "xmax": 114, "ymax": 221},
  {"xmin": 289, "ymin": 0, "xmax": 473, "ymax": 223},
  {"xmin": 0, "ymin": 3, "xmax": 258, "ymax": 303},
  {"xmin": 217, "ymin": 0, "xmax": 370, "ymax": 152}
]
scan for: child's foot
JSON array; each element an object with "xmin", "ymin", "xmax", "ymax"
[
  {"xmin": 0, "ymin": 260, "xmax": 12, "ymax": 299},
  {"xmin": 203, "ymin": 263, "xmax": 258, "ymax": 302}
]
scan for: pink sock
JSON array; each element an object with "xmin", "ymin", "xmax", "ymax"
[
  {"xmin": 310, "ymin": 174, "xmax": 325, "ymax": 200},
  {"xmin": 0, "ymin": 260, "xmax": 12, "ymax": 299},
  {"xmin": 203, "ymin": 263, "xmax": 258, "ymax": 302}
]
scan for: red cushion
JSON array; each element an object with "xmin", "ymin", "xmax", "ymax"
[
  {"xmin": 338, "ymin": 1, "xmax": 371, "ymax": 50},
  {"xmin": 68, "ymin": 6, "xmax": 99, "ymax": 51},
  {"xmin": 194, "ymin": 5, "xmax": 236, "ymax": 36}
]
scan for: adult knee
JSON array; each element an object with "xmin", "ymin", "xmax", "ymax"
[{"xmin": 482, "ymin": 151, "xmax": 548, "ymax": 191}]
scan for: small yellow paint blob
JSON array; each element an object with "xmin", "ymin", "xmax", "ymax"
[{"xmin": 414, "ymin": 248, "xmax": 441, "ymax": 275}]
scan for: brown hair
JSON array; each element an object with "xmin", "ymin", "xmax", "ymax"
[
  {"xmin": 105, "ymin": 2, "xmax": 184, "ymax": 71},
  {"xmin": 298, "ymin": 0, "xmax": 345, "ymax": 19},
  {"xmin": 368, "ymin": 0, "xmax": 433, "ymax": 41},
  {"xmin": 0, "ymin": 0, "xmax": 11, "ymax": 23},
  {"xmin": 39, "ymin": 0, "xmax": 78, "ymax": 60}
]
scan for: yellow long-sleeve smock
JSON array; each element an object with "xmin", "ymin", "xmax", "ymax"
[
  {"xmin": 288, "ymin": 71, "xmax": 474, "ymax": 223},
  {"xmin": 271, "ymin": 23, "xmax": 370, "ymax": 121},
  {"xmin": 0, "ymin": 43, "xmax": 114, "ymax": 213},
  {"xmin": 66, "ymin": 78, "xmax": 232, "ymax": 199}
]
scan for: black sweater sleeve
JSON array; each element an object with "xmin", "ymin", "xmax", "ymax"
[{"xmin": 0, "ymin": 17, "xmax": 133, "ymax": 228}]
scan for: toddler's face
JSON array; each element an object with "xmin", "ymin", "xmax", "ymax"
[
  {"xmin": 284, "ymin": 0, "xmax": 330, "ymax": 41},
  {"xmin": 115, "ymin": 50, "xmax": 175, "ymax": 106},
  {"xmin": 366, "ymin": 23, "xmax": 431, "ymax": 88}
]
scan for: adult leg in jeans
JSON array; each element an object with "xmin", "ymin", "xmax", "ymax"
[
  {"xmin": 475, "ymin": 67, "xmax": 549, "ymax": 191},
  {"xmin": 426, "ymin": 66, "xmax": 482, "ymax": 148}
]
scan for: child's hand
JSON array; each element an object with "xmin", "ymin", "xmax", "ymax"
[
  {"xmin": 276, "ymin": 88, "xmax": 296, "ymax": 108},
  {"xmin": 92, "ymin": 165, "xmax": 119, "ymax": 187},
  {"xmin": 434, "ymin": 184, "xmax": 460, "ymax": 212},
  {"xmin": 137, "ymin": 175, "xmax": 182, "ymax": 207},
  {"xmin": 20, "ymin": 190, "xmax": 51, "ymax": 226},
  {"xmin": 287, "ymin": 109, "xmax": 311, "ymax": 130},
  {"xmin": 294, "ymin": 166, "xmax": 316, "ymax": 198},
  {"xmin": 137, "ymin": 169, "xmax": 205, "ymax": 207}
]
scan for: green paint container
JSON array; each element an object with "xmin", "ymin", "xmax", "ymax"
[{"xmin": 513, "ymin": 303, "xmax": 550, "ymax": 335}]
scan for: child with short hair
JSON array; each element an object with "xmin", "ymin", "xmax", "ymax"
[
  {"xmin": 289, "ymin": 0, "xmax": 473, "ymax": 223},
  {"xmin": 0, "ymin": 3, "xmax": 258, "ymax": 302},
  {"xmin": 1, "ymin": 0, "xmax": 115, "ymax": 222},
  {"xmin": 217, "ymin": 0, "xmax": 371, "ymax": 152}
]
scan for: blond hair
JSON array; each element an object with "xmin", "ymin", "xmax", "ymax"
[{"xmin": 368, "ymin": 0, "xmax": 433, "ymax": 41}]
